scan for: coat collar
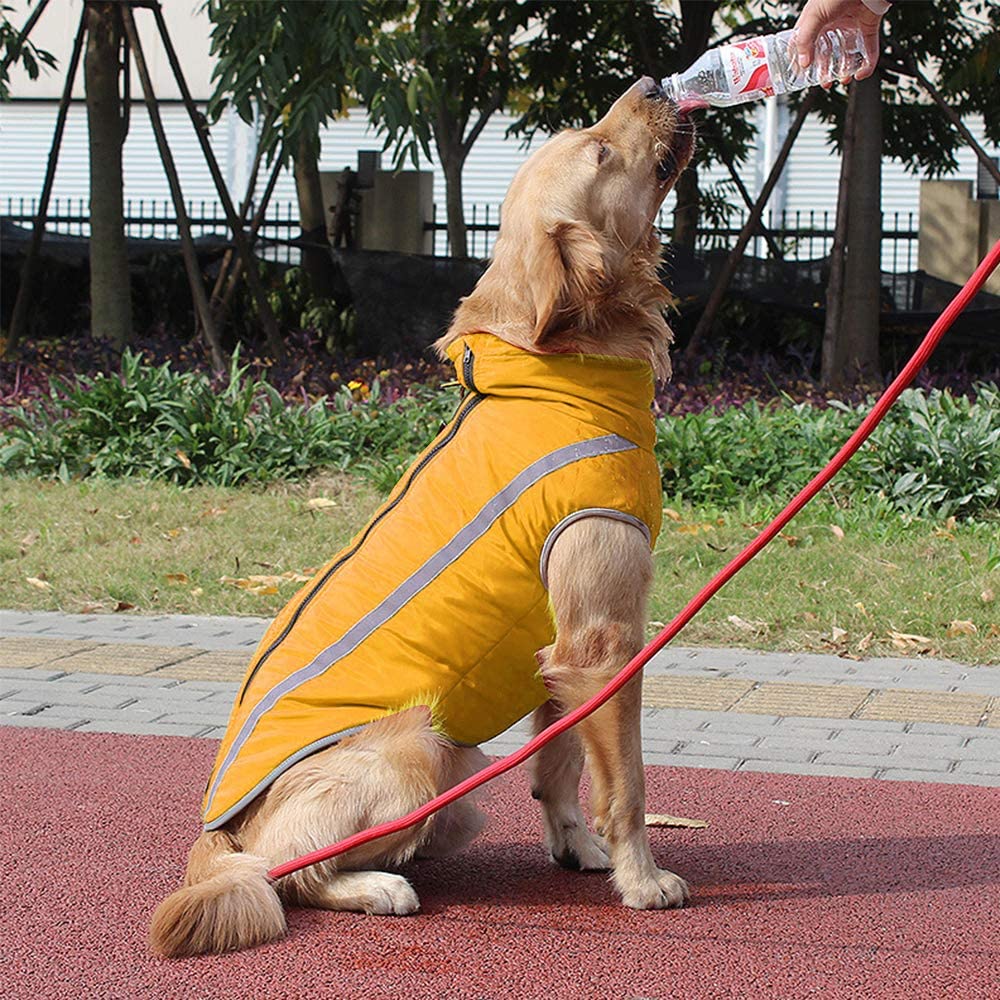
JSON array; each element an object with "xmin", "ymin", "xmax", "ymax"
[{"xmin": 445, "ymin": 333, "xmax": 657, "ymax": 450}]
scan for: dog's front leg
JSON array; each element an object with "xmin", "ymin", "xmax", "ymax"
[
  {"xmin": 530, "ymin": 694, "xmax": 610, "ymax": 870},
  {"xmin": 544, "ymin": 516, "xmax": 688, "ymax": 909}
]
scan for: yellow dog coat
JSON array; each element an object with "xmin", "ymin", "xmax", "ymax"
[{"xmin": 202, "ymin": 333, "xmax": 663, "ymax": 829}]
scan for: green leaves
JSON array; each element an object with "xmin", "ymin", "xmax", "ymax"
[
  {"xmin": 203, "ymin": 0, "xmax": 376, "ymax": 164},
  {"xmin": 656, "ymin": 386, "xmax": 1000, "ymax": 520},
  {"xmin": 0, "ymin": 351, "xmax": 457, "ymax": 489},
  {"xmin": 0, "ymin": 1, "xmax": 58, "ymax": 101}
]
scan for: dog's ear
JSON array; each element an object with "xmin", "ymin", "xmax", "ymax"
[{"xmin": 527, "ymin": 220, "xmax": 607, "ymax": 343}]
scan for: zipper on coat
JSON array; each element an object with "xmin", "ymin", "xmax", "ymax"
[
  {"xmin": 235, "ymin": 390, "xmax": 486, "ymax": 705},
  {"xmin": 462, "ymin": 343, "xmax": 479, "ymax": 394}
]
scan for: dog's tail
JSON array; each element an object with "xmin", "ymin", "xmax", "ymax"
[{"xmin": 149, "ymin": 829, "xmax": 285, "ymax": 958}]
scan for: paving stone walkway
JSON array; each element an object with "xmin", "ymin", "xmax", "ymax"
[{"xmin": 2, "ymin": 610, "xmax": 998, "ymax": 786}]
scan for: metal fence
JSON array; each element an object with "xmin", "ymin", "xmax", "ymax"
[
  {"xmin": 2, "ymin": 197, "xmax": 304, "ymax": 265},
  {"xmin": 427, "ymin": 202, "xmax": 919, "ymax": 274},
  {"xmin": 3, "ymin": 196, "xmax": 917, "ymax": 275}
]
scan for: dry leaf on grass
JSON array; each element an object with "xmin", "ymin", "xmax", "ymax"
[
  {"xmin": 945, "ymin": 620, "xmax": 977, "ymax": 637},
  {"xmin": 888, "ymin": 629, "xmax": 935, "ymax": 652},
  {"xmin": 19, "ymin": 530, "xmax": 40, "ymax": 555},
  {"xmin": 113, "ymin": 601, "xmax": 136, "ymax": 612},
  {"xmin": 727, "ymin": 615, "xmax": 767, "ymax": 635},
  {"xmin": 981, "ymin": 589, "xmax": 995, "ymax": 605},
  {"xmin": 175, "ymin": 449, "xmax": 192, "ymax": 470},
  {"xmin": 220, "ymin": 571, "xmax": 311, "ymax": 596},
  {"xmin": 165, "ymin": 573, "xmax": 190, "ymax": 586},
  {"xmin": 26, "ymin": 576, "xmax": 52, "ymax": 590},
  {"xmin": 645, "ymin": 814, "xmax": 709, "ymax": 829},
  {"xmin": 662, "ymin": 508, "xmax": 682, "ymax": 522},
  {"xmin": 829, "ymin": 525, "xmax": 845, "ymax": 540},
  {"xmin": 306, "ymin": 497, "xmax": 337, "ymax": 511}
]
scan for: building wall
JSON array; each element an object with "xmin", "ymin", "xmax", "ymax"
[{"xmin": 2, "ymin": 0, "xmax": 996, "ymax": 271}]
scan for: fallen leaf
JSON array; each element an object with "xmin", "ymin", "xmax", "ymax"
[
  {"xmin": 854, "ymin": 602, "xmax": 868, "ymax": 617},
  {"xmin": 857, "ymin": 632, "xmax": 874, "ymax": 652},
  {"xmin": 199, "ymin": 507, "xmax": 227, "ymax": 518},
  {"xmin": 780, "ymin": 532, "xmax": 800, "ymax": 547},
  {"xmin": 114, "ymin": 512, "xmax": 133, "ymax": 520},
  {"xmin": 727, "ymin": 615, "xmax": 767, "ymax": 634},
  {"xmin": 662, "ymin": 508, "xmax": 682, "ymax": 522},
  {"xmin": 888, "ymin": 629, "xmax": 934, "ymax": 651},
  {"xmin": 129, "ymin": 535, "xmax": 142, "ymax": 546},
  {"xmin": 306, "ymin": 497, "xmax": 337, "ymax": 511},
  {"xmin": 165, "ymin": 572, "xmax": 190, "ymax": 585},
  {"xmin": 78, "ymin": 602, "xmax": 104, "ymax": 613},
  {"xmin": 645, "ymin": 814, "xmax": 708, "ymax": 829},
  {"xmin": 26, "ymin": 576, "xmax": 52, "ymax": 590},
  {"xmin": 945, "ymin": 620, "xmax": 977, "ymax": 637},
  {"xmin": 677, "ymin": 523, "xmax": 714, "ymax": 535},
  {"xmin": 829, "ymin": 525, "xmax": 845, "ymax": 540},
  {"xmin": 19, "ymin": 530, "xmax": 40, "ymax": 555},
  {"xmin": 988, "ymin": 625, "xmax": 1000, "ymax": 639},
  {"xmin": 190, "ymin": 587, "xmax": 204, "ymax": 597},
  {"xmin": 831, "ymin": 626, "xmax": 848, "ymax": 643},
  {"xmin": 162, "ymin": 528, "xmax": 184, "ymax": 540},
  {"xmin": 982, "ymin": 589, "xmax": 995, "ymax": 605},
  {"xmin": 802, "ymin": 611, "xmax": 818, "ymax": 622},
  {"xmin": 176, "ymin": 449, "xmax": 192, "ymax": 470},
  {"xmin": 113, "ymin": 601, "xmax": 136, "ymax": 612}
]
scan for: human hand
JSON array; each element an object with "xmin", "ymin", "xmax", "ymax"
[{"xmin": 793, "ymin": 0, "xmax": 887, "ymax": 82}]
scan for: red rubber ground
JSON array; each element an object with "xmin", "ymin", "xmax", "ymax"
[{"xmin": 4, "ymin": 727, "xmax": 998, "ymax": 1000}]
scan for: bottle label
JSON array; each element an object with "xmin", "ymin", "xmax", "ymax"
[{"xmin": 724, "ymin": 39, "xmax": 775, "ymax": 99}]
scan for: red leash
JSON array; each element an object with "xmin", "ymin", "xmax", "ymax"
[{"xmin": 267, "ymin": 239, "xmax": 1000, "ymax": 884}]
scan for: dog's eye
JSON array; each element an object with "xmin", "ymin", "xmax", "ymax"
[{"xmin": 596, "ymin": 140, "xmax": 611, "ymax": 165}]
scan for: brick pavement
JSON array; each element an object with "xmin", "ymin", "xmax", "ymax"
[{"xmin": 2, "ymin": 610, "xmax": 998, "ymax": 786}]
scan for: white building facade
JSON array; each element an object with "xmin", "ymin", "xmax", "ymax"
[{"xmin": 2, "ymin": 0, "xmax": 996, "ymax": 270}]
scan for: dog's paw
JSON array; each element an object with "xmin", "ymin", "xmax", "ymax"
[
  {"xmin": 620, "ymin": 868, "xmax": 689, "ymax": 910},
  {"xmin": 549, "ymin": 827, "xmax": 610, "ymax": 871},
  {"xmin": 360, "ymin": 873, "xmax": 420, "ymax": 916}
]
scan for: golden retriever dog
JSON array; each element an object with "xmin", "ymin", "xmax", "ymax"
[{"xmin": 150, "ymin": 76, "xmax": 694, "ymax": 957}]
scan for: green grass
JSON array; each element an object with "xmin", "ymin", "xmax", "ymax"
[{"xmin": 3, "ymin": 476, "xmax": 997, "ymax": 664}]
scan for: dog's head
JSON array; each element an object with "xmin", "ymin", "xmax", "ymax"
[{"xmin": 440, "ymin": 78, "xmax": 694, "ymax": 377}]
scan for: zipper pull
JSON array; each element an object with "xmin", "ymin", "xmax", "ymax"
[{"xmin": 462, "ymin": 343, "xmax": 479, "ymax": 394}]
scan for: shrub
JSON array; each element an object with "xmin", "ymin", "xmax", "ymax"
[
  {"xmin": 0, "ymin": 350, "xmax": 457, "ymax": 487},
  {"xmin": 655, "ymin": 385, "xmax": 1000, "ymax": 519},
  {"xmin": 850, "ymin": 385, "xmax": 1000, "ymax": 519},
  {"xmin": 2, "ymin": 353, "xmax": 997, "ymax": 520}
]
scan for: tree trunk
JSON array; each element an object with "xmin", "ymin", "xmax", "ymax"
[
  {"xmin": 293, "ymin": 130, "xmax": 338, "ymax": 299},
  {"xmin": 670, "ymin": 0, "xmax": 718, "ymax": 251},
  {"xmin": 85, "ymin": 2, "xmax": 131, "ymax": 347},
  {"xmin": 822, "ymin": 75, "xmax": 882, "ymax": 387},
  {"xmin": 672, "ymin": 162, "xmax": 700, "ymax": 251},
  {"xmin": 440, "ymin": 144, "xmax": 467, "ymax": 258}
]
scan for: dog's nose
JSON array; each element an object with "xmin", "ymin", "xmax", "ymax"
[{"xmin": 638, "ymin": 76, "xmax": 664, "ymax": 99}]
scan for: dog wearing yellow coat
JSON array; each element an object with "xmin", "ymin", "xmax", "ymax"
[{"xmin": 151, "ymin": 77, "xmax": 695, "ymax": 956}]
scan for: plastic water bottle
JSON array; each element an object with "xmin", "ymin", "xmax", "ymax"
[{"xmin": 661, "ymin": 27, "xmax": 870, "ymax": 110}]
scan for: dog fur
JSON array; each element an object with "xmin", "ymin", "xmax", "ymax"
[{"xmin": 150, "ymin": 77, "xmax": 695, "ymax": 957}]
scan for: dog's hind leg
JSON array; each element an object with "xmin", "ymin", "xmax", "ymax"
[
  {"xmin": 544, "ymin": 516, "xmax": 689, "ymax": 910},
  {"xmin": 290, "ymin": 869, "xmax": 420, "ymax": 915},
  {"xmin": 417, "ymin": 745, "xmax": 490, "ymax": 859},
  {"xmin": 241, "ymin": 707, "xmax": 450, "ymax": 917},
  {"xmin": 530, "ymin": 692, "xmax": 609, "ymax": 870}
]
